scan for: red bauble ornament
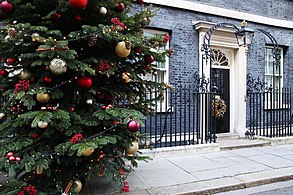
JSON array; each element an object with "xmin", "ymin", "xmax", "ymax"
[
  {"xmin": 51, "ymin": 13, "xmax": 61, "ymax": 20},
  {"xmin": 15, "ymin": 157, "xmax": 21, "ymax": 161},
  {"xmin": 69, "ymin": 0, "xmax": 88, "ymax": 10},
  {"xmin": 43, "ymin": 76, "xmax": 53, "ymax": 83},
  {"xmin": 77, "ymin": 77, "xmax": 93, "ymax": 89},
  {"xmin": 135, "ymin": 47, "xmax": 142, "ymax": 53},
  {"xmin": 9, "ymin": 156, "xmax": 15, "ymax": 161},
  {"xmin": 144, "ymin": 55, "xmax": 155, "ymax": 64},
  {"xmin": 0, "ymin": 69, "xmax": 6, "ymax": 77},
  {"xmin": 0, "ymin": 1, "xmax": 15, "ymax": 15},
  {"xmin": 74, "ymin": 14, "xmax": 82, "ymax": 22},
  {"xmin": 6, "ymin": 57, "xmax": 15, "ymax": 64},
  {"xmin": 115, "ymin": 2, "xmax": 125, "ymax": 12},
  {"xmin": 127, "ymin": 120, "xmax": 140, "ymax": 133},
  {"xmin": 31, "ymin": 133, "xmax": 39, "ymax": 139},
  {"xmin": 69, "ymin": 107, "xmax": 75, "ymax": 112},
  {"xmin": 137, "ymin": 0, "xmax": 144, "ymax": 4},
  {"xmin": 6, "ymin": 152, "xmax": 14, "ymax": 157}
]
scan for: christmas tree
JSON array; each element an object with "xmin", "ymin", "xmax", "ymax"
[{"xmin": 0, "ymin": 0, "xmax": 171, "ymax": 194}]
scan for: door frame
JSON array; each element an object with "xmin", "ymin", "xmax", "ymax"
[{"xmin": 194, "ymin": 21, "xmax": 249, "ymax": 137}]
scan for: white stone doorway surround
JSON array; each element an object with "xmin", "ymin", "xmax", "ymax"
[{"xmin": 194, "ymin": 21, "xmax": 249, "ymax": 137}]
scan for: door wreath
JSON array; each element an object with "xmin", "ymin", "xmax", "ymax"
[{"xmin": 212, "ymin": 96, "xmax": 227, "ymax": 118}]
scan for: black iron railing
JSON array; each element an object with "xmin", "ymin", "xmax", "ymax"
[
  {"xmin": 141, "ymin": 85, "xmax": 216, "ymax": 148},
  {"xmin": 246, "ymin": 74, "xmax": 293, "ymax": 138}
]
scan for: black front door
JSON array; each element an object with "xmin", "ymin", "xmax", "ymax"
[{"xmin": 211, "ymin": 68, "xmax": 230, "ymax": 133}]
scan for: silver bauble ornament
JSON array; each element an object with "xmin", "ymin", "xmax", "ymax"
[
  {"xmin": 86, "ymin": 99, "xmax": 93, "ymax": 104},
  {"xmin": 38, "ymin": 121, "xmax": 48, "ymax": 128},
  {"xmin": 49, "ymin": 58, "xmax": 67, "ymax": 75},
  {"xmin": 0, "ymin": 113, "xmax": 5, "ymax": 119},
  {"xmin": 99, "ymin": 7, "xmax": 107, "ymax": 15}
]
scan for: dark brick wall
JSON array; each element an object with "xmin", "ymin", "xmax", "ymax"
[{"xmin": 135, "ymin": 1, "xmax": 293, "ymax": 138}]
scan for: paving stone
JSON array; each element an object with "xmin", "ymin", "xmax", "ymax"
[
  {"xmin": 254, "ymin": 147, "xmax": 293, "ymax": 156},
  {"xmin": 199, "ymin": 151, "xmax": 236, "ymax": 159},
  {"xmin": 135, "ymin": 159, "xmax": 198, "ymax": 188},
  {"xmin": 211, "ymin": 156, "xmax": 272, "ymax": 174},
  {"xmin": 192, "ymin": 167, "xmax": 238, "ymax": 180},
  {"xmin": 246, "ymin": 154, "xmax": 293, "ymax": 168},
  {"xmin": 229, "ymin": 148, "xmax": 266, "ymax": 157},
  {"xmin": 167, "ymin": 154, "xmax": 223, "ymax": 172}
]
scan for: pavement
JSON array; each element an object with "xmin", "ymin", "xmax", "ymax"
[{"xmin": 80, "ymin": 136, "xmax": 293, "ymax": 195}]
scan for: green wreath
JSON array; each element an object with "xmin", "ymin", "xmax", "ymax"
[{"xmin": 212, "ymin": 96, "xmax": 227, "ymax": 118}]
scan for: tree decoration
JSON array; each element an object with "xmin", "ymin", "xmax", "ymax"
[
  {"xmin": 125, "ymin": 141, "xmax": 139, "ymax": 156},
  {"xmin": 6, "ymin": 57, "xmax": 16, "ymax": 64},
  {"xmin": 137, "ymin": 0, "xmax": 144, "ymax": 4},
  {"xmin": 0, "ymin": 1, "xmax": 171, "ymax": 194},
  {"xmin": 99, "ymin": 7, "xmax": 107, "ymax": 15},
  {"xmin": 127, "ymin": 120, "xmax": 140, "ymax": 132},
  {"xmin": 14, "ymin": 80, "xmax": 30, "ymax": 93},
  {"xmin": 88, "ymin": 35, "xmax": 97, "ymax": 46},
  {"xmin": 0, "ymin": 69, "xmax": 6, "ymax": 77},
  {"xmin": 115, "ymin": 2, "xmax": 125, "ymax": 12},
  {"xmin": 19, "ymin": 69, "xmax": 33, "ymax": 80},
  {"xmin": 7, "ymin": 27, "xmax": 16, "ymax": 39},
  {"xmin": 74, "ymin": 14, "xmax": 82, "ymax": 22},
  {"xmin": 121, "ymin": 72, "xmax": 132, "ymax": 83},
  {"xmin": 0, "ymin": 112, "xmax": 5, "ymax": 119},
  {"xmin": 43, "ymin": 76, "xmax": 53, "ymax": 83},
  {"xmin": 69, "ymin": 0, "xmax": 88, "ymax": 10},
  {"xmin": 82, "ymin": 148, "xmax": 94, "ymax": 156},
  {"xmin": 115, "ymin": 41, "xmax": 131, "ymax": 58},
  {"xmin": 49, "ymin": 58, "xmax": 67, "ymax": 75},
  {"xmin": 36, "ymin": 92, "xmax": 51, "ymax": 104},
  {"xmin": 70, "ymin": 133, "xmax": 83, "ymax": 144},
  {"xmin": 97, "ymin": 60, "xmax": 110, "ymax": 72},
  {"xmin": 86, "ymin": 99, "xmax": 93, "ymax": 104},
  {"xmin": 0, "ymin": 0, "xmax": 14, "ymax": 15},
  {"xmin": 31, "ymin": 33, "xmax": 40, "ymax": 41},
  {"xmin": 73, "ymin": 179, "xmax": 83, "ymax": 193},
  {"xmin": 144, "ymin": 54, "xmax": 155, "ymax": 64},
  {"xmin": 77, "ymin": 76, "xmax": 93, "ymax": 89},
  {"xmin": 37, "ymin": 121, "xmax": 48, "ymax": 128}
]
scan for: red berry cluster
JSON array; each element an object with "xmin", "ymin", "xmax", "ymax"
[
  {"xmin": 14, "ymin": 80, "xmax": 30, "ymax": 93},
  {"xmin": 111, "ymin": 17, "xmax": 127, "ymax": 31},
  {"xmin": 97, "ymin": 61, "xmax": 110, "ymax": 72},
  {"xmin": 17, "ymin": 185, "xmax": 38, "ymax": 195},
  {"xmin": 70, "ymin": 133, "xmax": 83, "ymax": 144},
  {"xmin": 101, "ymin": 104, "xmax": 112, "ymax": 109},
  {"xmin": 6, "ymin": 152, "xmax": 21, "ymax": 162}
]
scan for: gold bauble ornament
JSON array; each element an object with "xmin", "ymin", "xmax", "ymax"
[
  {"xmin": 125, "ymin": 141, "xmax": 139, "ymax": 157},
  {"xmin": 19, "ymin": 69, "xmax": 33, "ymax": 80},
  {"xmin": 36, "ymin": 93, "xmax": 51, "ymax": 104},
  {"xmin": 97, "ymin": 166, "xmax": 105, "ymax": 177},
  {"xmin": 115, "ymin": 41, "xmax": 131, "ymax": 58},
  {"xmin": 82, "ymin": 148, "xmax": 94, "ymax": 157},
  {"xmin": 74, "ymin": 179, "xmax": 83, "ymax": 193},
  {"xmin": 121, "ymin": 72, "xmax": 132, "ymax": 83}
]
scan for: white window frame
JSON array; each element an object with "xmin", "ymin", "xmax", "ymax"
[
  {"xmin": 143, "ymin": 29, "xmax": 170, "ymax": 112},
  {"xmin": 264, "ymin": 46, "xmax": 286, "ymax": 109}
]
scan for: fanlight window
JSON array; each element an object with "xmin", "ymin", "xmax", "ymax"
[{"xmin": 211, "ymin": 49, "xmax": 229, "ymax": 67}]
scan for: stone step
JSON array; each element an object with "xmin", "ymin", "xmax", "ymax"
[{"xmin": 217, "ymin": 138, "xmax": 271, "ymax": 151}]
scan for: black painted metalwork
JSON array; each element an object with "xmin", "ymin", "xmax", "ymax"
[
  {"xmin": 246, "ymin": 29, "xmax": 284, "ymax": 139},
  {"xmin": 246, "ymin": 74, "xmax": 293, "ymax": 139},
  {"xmin": 141, "ymin": 85, "xmax": 215, "ymax": 148}
]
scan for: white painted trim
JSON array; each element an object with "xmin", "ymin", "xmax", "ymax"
[{"xmin": 145, "ymin": 0, "xmax": 293, "ymax": 29}]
